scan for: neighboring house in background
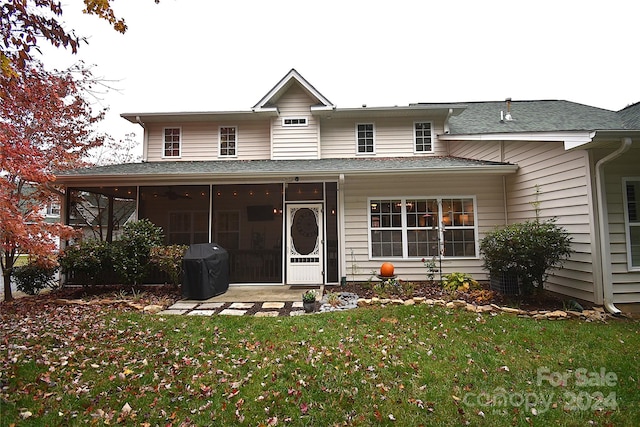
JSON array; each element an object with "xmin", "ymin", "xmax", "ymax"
[
  {"xmin": 68, "ymin": 192, "xmax": 137, "ymax": 242},
  {"xmin": 56, "ymin": 69, "xmax": 640, "ymax": 312}
]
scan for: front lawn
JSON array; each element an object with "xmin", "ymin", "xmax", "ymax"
[{"xmin": 1, "ymin": 301, "xmax": 638, "ymax": 426}]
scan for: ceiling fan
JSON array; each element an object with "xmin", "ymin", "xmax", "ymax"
[{"xmin": 157, "ymin": 187, "xmax": 192, "ymax": 200}]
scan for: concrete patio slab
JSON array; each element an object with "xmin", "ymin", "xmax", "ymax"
[
  {"xmin": 187, "ymin": 310, "xmax": 216, "ymax": 316},
  {"xmin": 198, "ymin": 302, "xmax": 225, "ymax": 309},
  {"xmin": 254, "ymin": 311, "xmax": 280, "ymax": 317},
  {"xmin": 169, "ymin": 302, "xmax": 199, "ymax": 310},
  {"xmin": 262, "ymin": 302, "xmax": 285, "ymax": 309},
  {"xmin": 158, "ymin": 309, "xmax": 189, "ymax": 315},
  {"xmin": 219, "ymin": 309, "xmax": 247, "ymax": 316},
  {"xmin": 196, "ymin": 285, "xmax": 323, "ymax": 303},
  {"xmin": 229, "ymin": 302, "xmax": 254, "ymax": 309}
]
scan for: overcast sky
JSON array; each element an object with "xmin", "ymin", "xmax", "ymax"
[{"xmin": 42, "ymin": 0, "xmax": 639, "ymax": 145}]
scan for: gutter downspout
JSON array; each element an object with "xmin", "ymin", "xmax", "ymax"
[
  {"xmin": 596, "ymin": 137, "xmax": 632, "ymax": 315},
  {"xmin": 136, "ymin": 116, "xmax": 147, "ymax": 162}
]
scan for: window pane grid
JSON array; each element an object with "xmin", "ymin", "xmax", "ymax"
[
  {"xmin": 220, "ymin": 127, "xmax": 236, "ymax": 156},
  {"xmin": 357, "ymin": 124, "xmax": 374, "ymax": 153},
  {"xmin": 415, "ymin": 122, "xmax": 432, "ymax": 152},
  {"xmin": 369, "ymin": 197, "xmax": 476, "ymax": 259},
  {"xmin": 163, "ymin": 128, "xmax": 180, "ymax": 157}
]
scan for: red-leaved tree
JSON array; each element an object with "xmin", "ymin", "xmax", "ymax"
[
  {"xmin": 0, "ymin": 60, "xmax": 104, "ymax": 301},
  {"xmin": 1, "ymin": 0, "xmax": 159, "ymax": 76}
]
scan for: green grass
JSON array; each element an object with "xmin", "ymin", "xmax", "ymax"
[{"xmin": 2, "ymin": 305, "xmax": 639, "ymax": 426}]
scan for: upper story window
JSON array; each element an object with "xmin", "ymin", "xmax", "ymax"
[
  {"xmin": 414, "ymin": 122, "xmax": 433, "ymax": 153},
  {"xmin": 282, "ymin": 117, "xmax": 308, "ymax": 127},
  {"xmin": 624, "ymin": 178, "xmax": 640, "ymax": 269},
  {"xmin": 356, "ymin": 123, "xmax": 375, "ymax": 154},
  {"xmin": 219, "ymin": 126, "xmax": 237, "ymax": 157},
  {"xmin": 46, "ymin": 202, "xmax": 61, "ymax": 216},
  {"xmin": 163, "ymin": 128, "xmax": 181, "ymax": 158}
]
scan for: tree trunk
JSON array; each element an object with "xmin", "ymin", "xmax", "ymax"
[{"xmin": 3, "ymin": 268, "xmax": 13, "ymax": 302}]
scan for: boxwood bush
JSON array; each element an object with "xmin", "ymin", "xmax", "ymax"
[{"xmin": 479, "ymin": 218, "xmax": 573, "ymax": 295}]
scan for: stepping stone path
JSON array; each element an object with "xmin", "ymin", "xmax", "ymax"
[{"xmin": 158, "ymin": 293, "xmax": 614, "ymax": 322}]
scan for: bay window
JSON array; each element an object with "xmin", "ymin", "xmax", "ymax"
[{"xmin": 369, "ymin": 197, "xmax": 477, "ymax": 259}]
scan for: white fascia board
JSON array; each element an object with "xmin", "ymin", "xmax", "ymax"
[
  {"xmin": 439, "ymin": 131, "xmax": 594, "ymax": 149},
  {"xmin": 58, "ymin": 165, "xmax": 519, "ymax": 186}
]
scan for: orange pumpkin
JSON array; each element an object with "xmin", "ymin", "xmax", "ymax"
[{"xmin": 380, "ymin": 262, "xmax": 395, "ymax": 277}]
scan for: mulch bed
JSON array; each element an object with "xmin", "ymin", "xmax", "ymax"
[{"xmin": 1, "ymin": 281, "xmax": 582, "ymax": 317}]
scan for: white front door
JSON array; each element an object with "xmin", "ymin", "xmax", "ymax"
[{"xmin": 286, "ymin": 204, "xmax": 323, "ymax": 284}]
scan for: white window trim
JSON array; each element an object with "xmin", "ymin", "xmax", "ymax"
[
  {"xmin": 356, "ymin": 123, "xmax": 376, "ymax": 155},
  {"xmin": 162, "ymin": 127, "xmax": 182, "ymax": 159},
  {"xmin": 282, "ymin": 117, "xmax": 308, "ymax": 127},
  {"xmin": 622, "ymin": 177, "xmax": 640, "ymax": 271},
  {"xmin": 413, "ymin": 121, "xmax": 434, "ymax": 154},
  {"xmin": 218, "ymin": 126, "xmax": 238, "ymax": 158},
  {"xmin": 367, "ymin": 196, "xmax": 478, "ymax": 260}
]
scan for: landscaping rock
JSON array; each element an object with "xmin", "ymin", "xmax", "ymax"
[{"xmin": 143, "ymin": 304, "xmax": 164, "ymax": 314}]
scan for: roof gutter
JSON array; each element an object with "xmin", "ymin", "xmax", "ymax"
[
  {"xmin": 56, "ymin": 164, "xmax": 519, "ymax": 185},
  {"xmin": 595, "ymin": 136, "xmax": 632, "ymax": 315}
]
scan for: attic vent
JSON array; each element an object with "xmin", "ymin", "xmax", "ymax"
[
  {"xmin": 283, "ymin": 117, "xmax": 308, "ymax": 127},
  {"xmin": 500, "ymin": 98, "xmax": 514, "ymax": 122}
]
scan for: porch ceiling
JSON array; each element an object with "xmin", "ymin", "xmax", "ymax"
[{"xmin": 57, "ymin": 157, "xmax": 518, "ymax": 185}]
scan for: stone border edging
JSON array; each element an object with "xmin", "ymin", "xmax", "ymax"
[{"xmin": 357, "ymin": 297, "xmax": 611, "ymax": 322}]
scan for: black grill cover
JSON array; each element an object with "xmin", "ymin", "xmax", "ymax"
[{"xmin": 182, "ymin": 243, "xmax": 229, "ymax": 300}]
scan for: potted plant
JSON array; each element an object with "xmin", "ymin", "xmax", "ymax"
[
  {"xmin": 302, "ymin": 290, "xmax": 317, "ymax": 313},
  {"xmin": 480, "ymin": 218, "xmax": 573, "ymax": 295}
]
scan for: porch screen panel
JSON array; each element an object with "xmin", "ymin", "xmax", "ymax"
[
  {"xmin": 139, "ymin": 185, "xmax": 210, "ymax": 245},
  {"xmin": 213, "ymin": 183, "xmax": 284, "ymax": 283}
]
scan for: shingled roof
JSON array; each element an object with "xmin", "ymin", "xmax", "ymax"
[
  {"xmin": 442, "ymin": 100, "xmax": 632, "ymax": 135},
  {"xmin": 57, "ymin": 156, "xmax": 516, "ymax": 181}
]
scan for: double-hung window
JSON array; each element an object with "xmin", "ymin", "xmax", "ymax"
[
  {"xmin": 414, "ymin": 122, "xmax": 433, "ymax": 153},
  {"xmin": 163, "ymin": 128, "xmax": 181, "ymax": 158},
  {"xmin": 356, "ymin": 123, "xmax": 375, "ymax": 154},
  {"xmin": 219, "ymin": 126, "xmax": 237, "ymax": 157},
  {"xmin": 369, "ymin": 197, "xmax": 477, "ymax": 259},
  {"xmin": 623, "ymin": 178, "xmax": 640, "ymax": 269}
]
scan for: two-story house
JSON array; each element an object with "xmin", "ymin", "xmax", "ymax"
[{"xmin": 57, "ymin": 69, "xmax": 640, "ymax": 312}]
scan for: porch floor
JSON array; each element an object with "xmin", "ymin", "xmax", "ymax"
[{"xmin": 182, "ymin": 285, "xmax": 324, "ymax": 303}]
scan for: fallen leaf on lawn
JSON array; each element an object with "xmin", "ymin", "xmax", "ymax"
[
  {"xmin": 121, "ymin": 402, "xmax": 132, "ymax": 414},
  {"xmin": 498, "ymin": 365, "xmax": 510, "ymax": 372}
]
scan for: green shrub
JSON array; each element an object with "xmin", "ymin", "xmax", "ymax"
[
  {"xmin": 13, "ymin": 261, "xmax": 59, "ymax": 295},
  {"xmin": 442, "ymin": 272, "xmax": 479, "ymax": 293},
  {"xmin": 480, "ymin": 218, "xmax": 573, "ymax": 295},
  {"xmin": 59, "ymin": 239, "xmax": 115, "ymax": 285},
  {"xmin": 372, "ymin": 278, "xmax": 415, "ymax": 298},
  {"xmin": 59, "ymin": 219, "xmax": 164, "ymax": 286},
  {"xmin": 112, "ymin": 219, "xmax": 164, "ymax": 285},
  {"xmin": 150, "ymin": 245, "xmax": 188, "ymax": 286}
]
